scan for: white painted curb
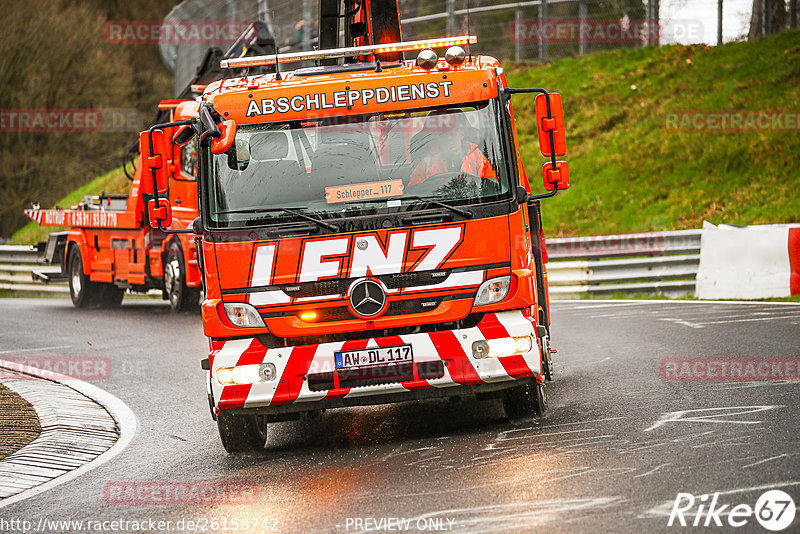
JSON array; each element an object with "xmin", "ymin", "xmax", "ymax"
[{"xmin": 0, "ymin": 358, "xmax": 137, "ymax": 509}]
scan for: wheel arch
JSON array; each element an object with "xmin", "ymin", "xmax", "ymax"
[
  {"xmin": 164, "ymin": 233, "xmax": 201, "ymax": 288},
  {"xmin": 65, "ymin": 230, "xmax": 91, "ymax": 275}
]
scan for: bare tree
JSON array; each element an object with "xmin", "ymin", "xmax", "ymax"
[{"xmin": 749, "ymin": 0, "xmax": 787, "ymax": 39}]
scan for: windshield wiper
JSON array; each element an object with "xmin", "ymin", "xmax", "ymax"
[
  {"xmin": 346, "ymin": 196, "xmax": 472, "ymax": 219},
  {"xmin": 214, "ymin": 206, "xmax": 339, "ymax": 232}
]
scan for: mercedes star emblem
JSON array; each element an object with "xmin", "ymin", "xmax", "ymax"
[{"xmin": 349, "ymin": 279, "xmax": 386, "ymax": 318}]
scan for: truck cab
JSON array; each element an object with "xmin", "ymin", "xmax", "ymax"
[{"xmin": 142, "ymin": 33, "xmax": 569, "ymax": 452}]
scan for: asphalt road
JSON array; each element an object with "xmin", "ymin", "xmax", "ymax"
[{"xmin": 1, "ymin": 297, "xmax": 799, "ymax": 533}]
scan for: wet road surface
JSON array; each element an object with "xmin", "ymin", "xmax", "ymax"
[{"xmin": 1, "ymin": 298, "xmax": 799, "ymax": 533}]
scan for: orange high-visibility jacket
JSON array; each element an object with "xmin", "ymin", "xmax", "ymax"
[{"xmin": 408, "ymin": 142, "xmax": 497, "ymax": 187}]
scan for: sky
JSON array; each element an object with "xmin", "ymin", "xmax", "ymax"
[{"xmin": 660, "ymin": 0, "xmax": 753, "ymax": 44}]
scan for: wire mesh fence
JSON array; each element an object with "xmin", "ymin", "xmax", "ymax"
[
  {"xmin": 160, "ymin": 0, "xmax": 754, "ymax": 90},
  {"xmin": 399, "ymin": 0, "xmax": 662, "ymax": 62}
]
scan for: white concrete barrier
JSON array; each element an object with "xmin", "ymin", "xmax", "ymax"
[{"xmin": 695, "ymin": 222, "xmax": 800, "ymax": 299}]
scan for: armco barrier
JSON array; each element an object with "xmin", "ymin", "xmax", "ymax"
[
  {"xmin": 3, "ymin": 225, "xmax": 794, "ymax": 300},
  {"xmin": 547, "ymin": 230, "xmax": 702, "ymax": 298},
  {"xmin": 3, "ymin": 233, "xmax": 701, "ymax": 299},
  {"xmin": 0, "ymin": 245, "xmax": 164, "ymax": 298},
  {"xmin": 0, "ymin": 245, "xmax": 67, "ymax": 294}
]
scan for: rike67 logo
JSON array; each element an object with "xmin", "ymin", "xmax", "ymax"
[{"xmin": 668, "ymin": 490, "xmax": 796, "ymax": 531}]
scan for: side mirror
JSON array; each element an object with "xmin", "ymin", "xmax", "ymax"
[
  {"xmin": 228, "ymin": 138, "xmax": 251, "ymax": 171},
  {"xmin": 211, "ymin": 120, "xmax": 237, "ymax": 155},
  {"xmin": 147, "ymin": 198, "xmax": 172, "ymax": 229},
  {"xmin": 173, "ymin": 124, "xmax": 196, "ymax": 147},
  {"xmin": 534, "ymin": 93, "xmax": 567, "ymax": 158},
  {"xmin": 139, "ymin": 129, "xmax": 170, "ymax": 195},
  {"xmin": 516, "ymin": 185, "xmax": 530, "ymax": 205},
  {"xmin": 199, "ymin": 105, "xmax": 221, "ymax": 139},
  {"xmin": 191, "ymin": 217, "xmax": 203, "ymax": 234},
  {"xmin": 543, "ymin": 161, "xmax": 570, "ymax": 191}
]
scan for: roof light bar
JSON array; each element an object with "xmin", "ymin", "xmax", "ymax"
[{"xmin": 220, "ymin": 35, "xmax": 478, "ymax": 69}]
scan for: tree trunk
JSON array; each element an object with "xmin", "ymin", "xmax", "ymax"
[{"xmin": 750, "ymin": 0, "xmax": 787, "ymax": 39}]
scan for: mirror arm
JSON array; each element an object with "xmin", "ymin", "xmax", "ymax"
[
  {"xmin": 144, "ymin": 118, "xmax": 198, "ymax": 236},
  {"xmin": 156, "ymin": 217, "xmax": 195, "ymax": 235},
  {"xmin": 528, "ymin": 182, "xmax": 558, "ymax": 201},
  {"xmin": 198, "ymin": 103, "xmax": 222, "ymax": 140},
  {"xmin": 503, "ymin": 87, "xmax": 559, "ymax": 175}
]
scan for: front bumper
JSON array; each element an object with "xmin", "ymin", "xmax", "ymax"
[{"xmin": 209, "ymin": 309, "xmax": 540, "ymax": 416}]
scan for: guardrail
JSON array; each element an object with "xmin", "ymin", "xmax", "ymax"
[
  {"xmin": 0, "ymin": 245, "xmax": 68, "ymax": 294},
  {"xmin": 3, "ymin": 231, "xmax": 702, "ymax": 299},
  {"xmin": 547, "ymin": 230, "xmax": 702, "ymax": 298}
]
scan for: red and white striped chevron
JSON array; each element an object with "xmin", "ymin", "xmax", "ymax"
[{"xmin": 209, "ymin": 309, "xmax": 540, "ymax": 412}]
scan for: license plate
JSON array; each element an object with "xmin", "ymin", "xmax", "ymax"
[{"xmin": 335, "ymin": 345, "xmax": 413, "ymax": 370}]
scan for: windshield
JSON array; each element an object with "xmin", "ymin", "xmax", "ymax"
[{"xmin": 206, "ymin": 100, "xmax": 512, "ymax": 228}]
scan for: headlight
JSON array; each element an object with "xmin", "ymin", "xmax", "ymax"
[
  {"xmin": 474, "ymin": 276, "xmax": 511, "ymax": 306},
  {"xmin": 232, "ymin": 364, "xmax": 262, "ymax": 385},
  {"xmin": 216, "ymin": 367, "xmax": 234, "ymax": 384},
  {"xmin": 223, "ymin": 302, "xmax": 265, "ymax": 327},
  {"xmin": 216, "ymin": 363, "xmax": 278, "ymax": 385}
]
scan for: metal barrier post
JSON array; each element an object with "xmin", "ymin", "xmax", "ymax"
[
  {"xmin": 538, "ymin": 0, "xmax": 548, "ymax": 61},
  {"xmin": 515, "ymin": 7, "xmax": 523, "ymax": 60},
  {"xmin": 579, "ymin": 2, "xmax": 587, "ymax": 55}
]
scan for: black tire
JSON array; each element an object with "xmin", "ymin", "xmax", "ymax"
[
  {"xmin": 97, "ymin": 284, "xmax": 125, "ymax": 308},
  {"xmin": 503, "ymin": 380, "xmax": 548, "ymax": 420},
  {"xmin": 164, "ymin": 240, "xmax": 200, "ymax": 312},
  {"xmin": 216, "ymin": 412, "xmax": 268, "ymax": 453},
  {"xmin": 541, "ymin": 334, "xmax": 553, "ymax": 381},
  {"xmin": 68, "ymin": 247, "xmax": 101, "ymax": 308}
]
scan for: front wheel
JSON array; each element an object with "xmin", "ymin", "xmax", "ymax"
[
  {"xmin": 503, "ymin": 380, "xmax": 548, "ymax": 421},
  {"xmin": 216, "ymin": 412, "xmax": 268, "ymax": 453},
  {"xmin": 68, "ymin": 247, "xmax": 100, "ymax": 308}
]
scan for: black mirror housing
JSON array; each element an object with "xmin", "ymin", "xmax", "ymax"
[{"xmin": 516, "ymin": 185, "xmax": 530, "ymax": 205}]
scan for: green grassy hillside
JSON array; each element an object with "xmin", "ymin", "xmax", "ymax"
[
  {"xmin": 12, "ymin": 31, "xmax": 799, "ymax": 244},
  {"xmin": 506, "ymin": 29, "xmax": 800, "ymax": 236}
]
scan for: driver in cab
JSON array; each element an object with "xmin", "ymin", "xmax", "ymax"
[{"xmin": 407, "ymin": 110, "xmax": 497, "ymax": 187}]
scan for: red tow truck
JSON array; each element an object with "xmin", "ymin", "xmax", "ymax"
[
  {"xmin": 25, "ymin": 99, "xmax": 203, "ymax": 310},
  {"xmin": 24, "ymin": 23, "xmax": 278, "ymax": 311},
  {"xmin": 139, "ymin": 0, "xmax": 570, "ymax": 452}
]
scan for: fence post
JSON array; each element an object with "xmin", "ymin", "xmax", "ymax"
[
  {"xmin": 302, "ymin": 0, "xmax": 313, "ymax": 51},
  {"xmin": 648, "ymin": 0, "xmax": 660, "ymax": 46},
  {"xmin": 447, "ymin": 0, "xmax": 456, "ymax": 36},
  {"xmin": 515, "ymin": 7, "xmax": 523, "ymax": 61},
  {"xmin": 579, "ymin": 2, "xmax": 587, "ymax": 55},
  {"xmin": 539, "ymin": 0, "xmax": 548, "ymax": 61},
  {"xmin": 717, "ymin": 0, "xmax": 723, "ymax": 45}
]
